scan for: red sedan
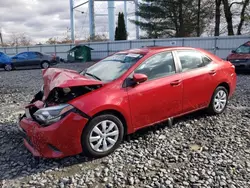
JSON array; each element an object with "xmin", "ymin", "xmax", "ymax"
[{"xmin": 18, "ymin": 46, "xmax": 237, "ymax": 158}]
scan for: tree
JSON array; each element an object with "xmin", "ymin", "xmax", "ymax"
[
  {"xmin": 130, "ymin": 0, "xmax": 214, "ymax": 38},
  {"xmin": 214, "ymin": 0, "xmax": 222, "ymax": 36},
  {"xmin": 221, "ymin": 0, "xmax": 250, "ymax": 36},
  {"xmin": 237, "ymin": 0, "xmax": 250, "ymax": 35},
  {"xmin": 8, "ymin": 33, "xmax": 32, "ymax": 47},
  {"xmin": 115, "ymin": 12, "xmax": 127, "ymax": 40}
]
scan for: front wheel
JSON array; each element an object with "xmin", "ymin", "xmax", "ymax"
[
  {"xmin": 41, "ymin": 61, "xmax": 50, "ymax": 69},
  {"xmin": 81, "ymin": 114, "xmax": 124, "ymax": 158},
  {"xmin": 4, "ymin": 64, "xmax": 13, "ymax": 71},
  {"xmin": 207, "ymin": 86, "xmax": 229, "ymax": 115}
]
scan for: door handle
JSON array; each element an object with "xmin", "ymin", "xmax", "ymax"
[
  {"xmin": 170, "ymin": 80, "xmax": 182, "ymax": 86},
  {"xmin": 209, "ymin": 70, "xmax": 216, "ymax": 75}
]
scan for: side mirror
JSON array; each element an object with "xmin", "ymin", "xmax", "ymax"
[
  {"xmin": 133, "ymin": 73, "xmax": 148, "ymax": 84},
  {"xmin": 231, "ymin": 50, "xmax": 236, "ymax": 53}
]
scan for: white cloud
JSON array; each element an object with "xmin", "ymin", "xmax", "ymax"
[{"xmin": 0, "ymin": 0, "xmax": 138, "ymax": 44}]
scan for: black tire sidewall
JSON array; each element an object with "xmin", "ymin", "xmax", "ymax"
[
  {"xmin": 81, "ymin": 114, "xmax": 124, "ymax": 158},
  {"xmin": 209, "ymin": 86, "xmax": 229, "ymax": 114}
]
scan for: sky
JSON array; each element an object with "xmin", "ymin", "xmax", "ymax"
[{"xmin": 0, "ymin": 0, "xmax": 137, "ymax": 44}]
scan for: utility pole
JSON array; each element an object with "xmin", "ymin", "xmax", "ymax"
[
  {"xmin": 69, "ymin": 0, "xmax": 75, "ymax": 44},
  {"xmin": 124, "ymin": 0, "xmax": 128, "ymax": 28},
  {"xmin": 89, "ymin": 0, "xmax": 95, "ymax": 40},
  {"xmin": 134, "ymin": 0, "xmax": 139, "ymax": 39},
  {"xmin": 108, "ymin": 0, "xmax": 115, "ymax": 41}
]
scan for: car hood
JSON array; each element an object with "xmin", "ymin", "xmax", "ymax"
[
  {"xmin": 42, "ymin": 68, "xmax": 103, "ymax": 99},
  {"xmin": 227, "ymin": 53, "xmax": 250, "ymax": 60}
]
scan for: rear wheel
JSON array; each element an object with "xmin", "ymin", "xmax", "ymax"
[
  {"xmin": 4, "ymin": 64, "xmax": 13, "ymax": 71},
  {"xmin": 81, "ymin": 114, "xmax": 124, "ymax": 158},
  {"xmin": 207, "ymin": 86, "xmax": 228, "ymax": 115},
  {"xmin": 41, "ymin": 61, "xmax": 50, "ymax": 69}
]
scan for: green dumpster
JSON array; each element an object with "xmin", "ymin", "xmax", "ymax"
[{"xmin": 67, "ymin": 45, "xmax": 94, "ymax": 63}]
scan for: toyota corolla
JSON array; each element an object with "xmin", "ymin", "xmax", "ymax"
[{"xmin": 18, "ymin": 46, "xmax": 237, "ymax": 158}]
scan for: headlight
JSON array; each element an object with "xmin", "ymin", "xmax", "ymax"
[{"xmin": 33, "ymin": 104, "xmax": 74, "ymax": 126}]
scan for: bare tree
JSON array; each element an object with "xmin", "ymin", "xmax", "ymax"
[
  {"xmin": 237, "ymin": 0, "xmax": 250, "ymax": 35},
  {"xmin": 214, "ymin": 0, "xmax": 222, "ymax": 36},
  {"xmin": 221, "ymin": 0, "xmax": 250, "ymax": 35},
  {"xmin": 8, "ymin": 33, "xmax": 32, "ymax": 46}
]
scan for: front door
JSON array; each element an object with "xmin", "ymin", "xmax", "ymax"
[
  {"xmin": 174, "ymin": 50, "xmax": 219, "ymax": 113},
  {"xmin": 127, "ymin": 51, "xmax": 183, "ymax": 129}
]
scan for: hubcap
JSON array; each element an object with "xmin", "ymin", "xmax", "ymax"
[
  {"xmin": 5, "ymin": 65, "xmax": 11, "ymax": 71},
  {"xmin": 214, "ymin": 90, "xmax": 227, "ymax": 112},
  {"xmin": 43, "ymin": 63, "xmax": 49, "ymax": 69},
  {"xmin": 89, "ymin": 120, "xmax": 119, "ymax": 152}
]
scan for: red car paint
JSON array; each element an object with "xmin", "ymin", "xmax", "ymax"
[
  {"xmin": 19, "ymin": 46, "xmax": 237, "ymax": 158},
  {"xmin": 227, "ymin": 41, "xmax": 250, "ymax": 70},
  {"xmin": 42, "ymin": 68, "xmax": 103, "ymax": 99}
]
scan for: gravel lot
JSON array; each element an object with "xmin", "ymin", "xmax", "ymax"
[{"xmin": 0, "ymin": 63, "xmax": 250, "ymax": 188}]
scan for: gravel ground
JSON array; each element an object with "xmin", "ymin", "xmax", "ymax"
[{"xmin": 0, "ymin": 63, "xmax": 250, "ymax": 188}]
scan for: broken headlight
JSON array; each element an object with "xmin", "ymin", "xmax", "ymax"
[{"xmin": 33, "ymin": 104, "xmax": 74, "ymax": 126}]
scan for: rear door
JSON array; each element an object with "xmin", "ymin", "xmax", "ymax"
[
  {"xmin": 174, "ymin": 50, "xmax": 218, "ymax": 113},
  {"xmin": 127, "ymin": 51, "xmax": 183, "ymax": 129},
  {"xmin": 12, "ymin": 52, "xmax": 28, "ymax": 67}
]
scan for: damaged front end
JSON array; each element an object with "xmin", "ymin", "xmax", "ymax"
[
  {"xmin": 44, "ymin": 85, "xmax": 101, "ymax": 106},
  {"xmin": 27, "ymin": 67, "xmax": 104, "ymax": 125}
]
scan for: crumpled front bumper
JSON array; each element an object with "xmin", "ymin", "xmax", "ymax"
[{"xmin": 18, "ymin": 106, "xmax": 89, "ymax": 158}]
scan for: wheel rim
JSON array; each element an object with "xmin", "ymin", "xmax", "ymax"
[
  {"xmin": 214, "ymin": 90, "xmax": 227, "ymax": 112},
  {"xmin": 89, "ymin": 120, "xmax": 119, "ymax": 152},
  {"xmin": 42, "ymin": 62, "xmax": 49, "ymax": 69},
  {"xmin": 5, "ymin": 65, "xmax": 11, "ymax": 71}
]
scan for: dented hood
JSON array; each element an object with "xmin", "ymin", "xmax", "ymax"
[{"xmin": 42, "ymin": 68, "xmax": 103, "ymax": 99}]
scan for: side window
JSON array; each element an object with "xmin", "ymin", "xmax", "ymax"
[
  {"xmin": 17, "ymin": 52, "xmax": 28, "ymax": 59},
  {"xmin": 35, "ymin": 52, "xmax": 43, "ymax": 58},
  {"xmin": 134, "ymin": 51, "xmax": 176, "ymax": 80},
  {"xmin": 202, "ymin": 55, "xmax": 212, "ymax": 66},
  {"xmin": 235, "ymin": 45, "xmax": 250, "ymax": 54},
  {"xmin": 28, "ymin": 52, "xmax": 36, "ymax": 59},
  {"xmin": 177, "ymin": 50, "xmax": 205, "ymax": 72}
]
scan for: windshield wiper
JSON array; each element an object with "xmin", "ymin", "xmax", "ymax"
[{"xmin": 85, "ymin": 72, "xmax": 102, "ymax": 81}]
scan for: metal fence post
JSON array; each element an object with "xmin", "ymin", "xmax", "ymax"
[
  {"xmin": 107, "ymin": 42, "xmax": 110, "ymax": 56},
  {"xmin": 182, "ymin": 38, "xmax": 185, "ymax": 46},
  {"xmin": 214, "ymin": 37, "xmax": 217, "ymax": 55},
  {"xmin": 54, "ymin": 45, "xmax": 57, "ymax": 55}
]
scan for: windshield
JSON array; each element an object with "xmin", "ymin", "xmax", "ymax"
[{"xmin": 80, "ymin": 53, "xmax": 144, "ymax": 82}]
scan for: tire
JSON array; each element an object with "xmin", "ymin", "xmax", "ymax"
[
  {"xmin": 207, "ymin": 86, "xmax": 229, "ymax": 115},
  {"xmin": 41, "ymin": 61, "xmax": 50, "ymax": 69},
  {"xmin": 4, "ymin": 64, "xmax": 13, "ymax": 71},
  {"xmin": 81, "ymin": 114, "xmax": 124, "ymax": 158}
]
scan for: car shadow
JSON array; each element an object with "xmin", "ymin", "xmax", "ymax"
[{"xmin": 0, "ymin": 110, "xmax": 208, "ymax": 181}]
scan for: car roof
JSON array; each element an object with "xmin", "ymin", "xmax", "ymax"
[
  {"xmin": 117, "ymin": 46, "xmax": 199, "ymax": 55},
  {"xmin": 116, "ymin": 46, "xmax": 222, "ymax": 61}
]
